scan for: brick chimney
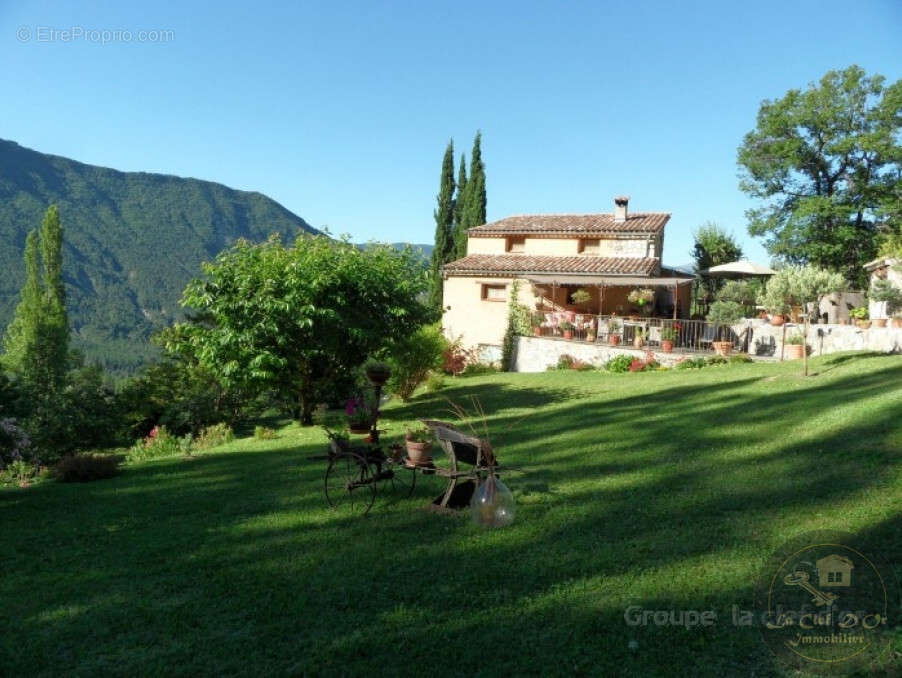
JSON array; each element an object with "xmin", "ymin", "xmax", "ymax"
[{"xmin": 614, "ymin": 196, "xmax": 629, "ymax": 222}]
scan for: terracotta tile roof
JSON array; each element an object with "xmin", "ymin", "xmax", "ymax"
[
  {"xmin": 444, "ymin": 254, "xmax": 659, "ymax": 276},
  {"xmin": 467, "ymin": 212, "xmax": 670, "ymax": 236}
]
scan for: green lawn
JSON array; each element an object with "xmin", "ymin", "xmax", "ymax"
[{"xmin": 2, "ymin": 353, "xmax": 901, "ymax": 676}]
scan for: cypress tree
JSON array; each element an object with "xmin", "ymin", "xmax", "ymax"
[
  {"xmin": 467, "ymin": 131, "xmax": 487, "ymax": 227},
  {"xmin": 430, "ymin": 141, "xmax": 456, "ymax": 311},
  {"xmin": 452, "ymin": 153, "xmax": 469, "ymax": 258}
]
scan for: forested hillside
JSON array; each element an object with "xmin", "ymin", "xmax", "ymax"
[{"xmin": 0, "ymin": 139, "xmax": 317, "ymax": 373}]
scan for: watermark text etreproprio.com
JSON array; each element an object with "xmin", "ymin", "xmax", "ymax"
[{"xmin": 17, "ymin": 25, "xmax": 174, "ymax": 45}]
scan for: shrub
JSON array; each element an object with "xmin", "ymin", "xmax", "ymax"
[
  {"xmin": 629, "ymin": 352, "xmax": 660, "ymax": 372},
  {"xmin": 706, "ymin": 300, "xmax": 744, "ymax": 325},
  {"xmin": 604, "ymin": 355, "xmax": 635, "ymax": 373},
  {"xmin": 254, "ymin": 425, "xmax": 279, "ymax": 440},
  {"xmin": 0, "ymin": 459, "xmax": 37, "ymax": 486},
  {"xmin": 387, "ymin": 324, "xmax": 446, "ymax": 400},
  {"xmin": 675, "ymin": 357, "xmax": 707, "ymax": 370},
  {"xmin": 425, "ymin": 372, "xmax": 446, "ymax": 393},
  {"xmin": 729, "ymin": 354, "xmax": 753, "ymax": 364},
  {"xmin": 869, "ymin": 279, "xmax": 902, "ymax": 315},
  {"xmin": 706, "ymin": 355, "xmax": 729, "ymax": 366},
  {"xmin": 784, "ymin": 333, "xmax": 806, "ymax": 345},
  {"xmin": 550, "ymin": 354, "xmax": 594, "ymax": 371},
  {"xmin": 555, "ymin": 354, "xmax": 576, "ymax": 370},
  {"xmin": 195, "ymin": 423, "xmax": 234, "ymax": 450},
  {"xmin": 128, "ymin": 425, "xmax": 182, "ymax": 462},
  {"xmin": 461, "ymin": 362, "xmax": 500, "ymax": 376},
  {"xmin": 442, "ymin": 336, "xmax": 478, "ymax": 376},
  {"xmin": 55, "ymin": 454, "xmax": 120, "ymax": 483}
]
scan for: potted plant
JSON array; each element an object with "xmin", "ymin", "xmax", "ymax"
[
  {"xmin": 869, "ymin": 279, "xmax": 902, "ymax": 328},
  {"xmin": 757, "ymin": 265, "xmax": 845, "ymax": 327},
  {"xmin": 346, "ymin": 393, "xmax": 377, "ymax": 434},
  {"xmin": 850, "ymin": 306, "xmax": 870, "ymax": 329},
  {"xmin": 660, "ymin": 326, "xmax": 678, "ymax": 353},
  {"xmin": 364, "ymin": 360, "xmax": 391, "ymax": 385},
  {"xmin": 608, "ymin": 319, "xmax": 621, "ymax": 345},
  {"xmin": 706, "ymin": 301, "xmax": 743, "ymax": 356},
  {"xmin": 784, "ymin": 332, "xmax": 806, "ymax": 359},
  {"xmin": 633, "ymin": 327, "xmax": 645, "ymax": 348},
  {"xmin": 559, "ymin": 320, "xmax": 574, "ymax": 340},
  {"xmin": 627, "ymin": 288, "xmax": 655, "ymax": 317},
  {"xmin": 571, "ymin": 288, "xmax": 592, "ymax": 312},
  {"xmin": 405, "ymin": 426, "xmax": 433, "ymax": 465},
  {"xmin": 586, "ymin": 325, "xmax": 597, "ymax": 343},
  {"xmin": 531, "ymin": 311, "xmax": 544, "ymax": 336}
]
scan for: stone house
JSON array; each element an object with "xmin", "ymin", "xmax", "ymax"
[{"xmin": 441, "ymin": 196, "xmax": 693, "ymax": 354}]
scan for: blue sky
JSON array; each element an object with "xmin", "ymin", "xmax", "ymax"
[{"xmin": 1, "ymin": 0, "xmax": 900, "ymax": 265}]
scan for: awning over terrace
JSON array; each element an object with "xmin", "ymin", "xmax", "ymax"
[{"xmin": 526, "ymin": 274, "xmax": 694, "ymax": 287}]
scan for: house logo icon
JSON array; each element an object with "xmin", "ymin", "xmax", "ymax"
[
  {"xmin": 817, "ymin": 554, "xmax": 853, "ymax": 588},
  {"xmin": 755, "ymin": 530, "xmax": 897, "ymax": 671}
]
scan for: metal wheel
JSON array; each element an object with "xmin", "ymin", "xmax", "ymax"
[
  {"xmin": 390, "ymin": 464, "xmax": 417, "ymax": 499},
  {"xmin": 324, "ymin": 452, "xmax": 377, "ymax": 516}
]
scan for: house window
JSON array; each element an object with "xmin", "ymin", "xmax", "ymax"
[
  {"xmin": 506, "ymin": 236, "xmax": 525, "ymax": 253},
  {"xmin": 828, "ymin": 572, "xmax": 843, "ymax": 583},
  {"xmin": 481, "ymin": 284, "xmax": 507, "ymax": 302},
  {"xmin": 579, "ymin": 238, "xmax": 600, "ymax": 254}
]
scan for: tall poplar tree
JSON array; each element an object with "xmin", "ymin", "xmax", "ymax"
[
  {"xmin": 2, "ymin": 205, "xmax": 69, "ymax": 389},
  {"xmin": 430, "ymin": 141, "xmax": 456, "ymax": 310}
]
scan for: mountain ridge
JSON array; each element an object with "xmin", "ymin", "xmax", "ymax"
[{"xmin": 0, "ymin": 138, "xmax": 319, "ymax": 373}]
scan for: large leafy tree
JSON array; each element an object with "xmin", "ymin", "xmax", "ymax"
[
  {"xmin": 738, "ymin": 66, "xmax": 902, "ymax": 287},
  {"xmin": 691, "ymin": 222, "xmax": 743, "ymax": 305},
  {"xmin": 430, "ymin": 140, "xmax": 456, "ymax": 311},
  {"xmin": 168, "ymin": 235, "xmax": 433, "ymax": 425}
]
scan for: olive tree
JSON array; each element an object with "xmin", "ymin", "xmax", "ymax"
[
  {"xmin": 167, "ymin": 235, "xmax": 433, "ymax": 424},
  {"xmin": 757, "ymin": 265, "xmax": 846, "ymax": 316}
]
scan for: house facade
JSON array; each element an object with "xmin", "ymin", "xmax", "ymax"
[{"xmin": 442, "ymin": 197, "xmax": 693, "ymax": 352}]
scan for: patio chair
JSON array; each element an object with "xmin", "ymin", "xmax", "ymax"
[{"xmin": 698, "ymin": 324, "xmax": 717, "ymax": 350}]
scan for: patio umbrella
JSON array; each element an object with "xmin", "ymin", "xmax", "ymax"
[{"xmin": 702, "ymin": 260, "xmax": 776, "ymax": 278}]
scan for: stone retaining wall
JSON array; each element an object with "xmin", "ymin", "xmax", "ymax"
[
  {"xmin": 512, "ymin": 336, "xmax": 689, "ymax": 372},
  {"xmin": 747, "ymin": 321, "xmax": 902, "ymax": 358},
  {"xmin": 510, "ymin": 323, "xmax": 902, "ymax": 373}
]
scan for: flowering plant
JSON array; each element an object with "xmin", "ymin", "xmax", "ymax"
[
  {"xmin": 346, "ymin": 392, "xmax": 378, "ymax": 428},
  {"xmin": 628, "ymin": 288, "xmax": 655, "ymax": 306}
]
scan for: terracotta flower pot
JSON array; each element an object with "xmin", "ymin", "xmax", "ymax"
[
  {"xmin": 563, "ymin": 330, "xmax": 573, "ymax": 340},
  {"xmin": 770, "ymin": 315, "xmax": 785, "ymax": 326},
  {"xmin": 661, "ymin": 340, "xmax": 674, "ymax": 353},
  {"xmin": 533, "ymin": 327, "xmax": 542, "ymax": 337},
  {"xmin": 873, "ymin": 318, "xmax": 887, "ymax": 328},
  {"xmin": 633, "ymin": 336, "xmax": 644, "ymax": 348},
  {"xmin": 784, "ymin": 344, "xmax": 805, "ymax": 360},
  {"xmin": 893, "ymin": 318, "xmax": 902, "ymax": 329},
  {"xmin": 609, "ymin": 335, "xmax": 621, "ymax": 346},
  {"xmin": 405, "ymin": 440, "xmax": 432, "ymax": 463},
  {"xmin": 856, "ymin": 320, "xmax": 871, "ymax": 329},
  {"xmin": 712, "ymin": 341, "xmax": 732, "ymax": 356}
]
